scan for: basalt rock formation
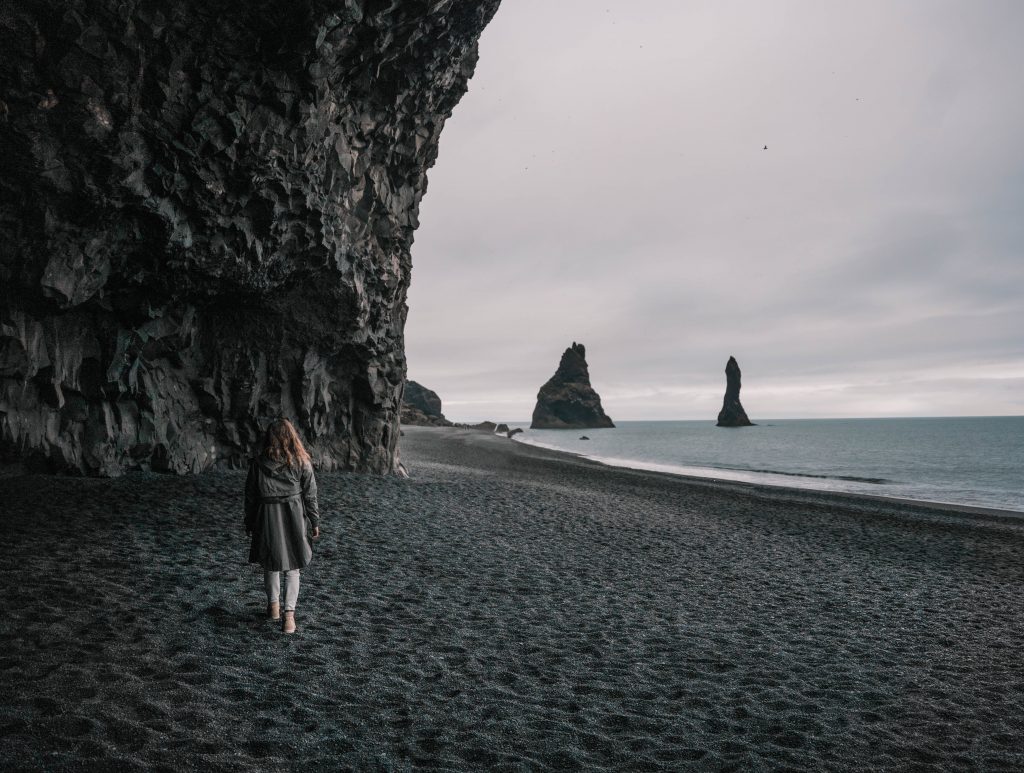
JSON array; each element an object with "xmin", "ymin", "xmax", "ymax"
[
  {"xmin": 400, "ymin": 380, "xmax": 449, "ymax": 427},
  {"xmin": 453, "ymin": 420, "xmax": 496, "ymax": 432},
  {"xmin": 716, "ymin": 356, "xmax": 755, "ymax": 427},
  {"xmin": 531, "ymin": 342, "xmax": 614, "ymax": 430},
  {"xmin": 0, "ymin": 0, "xmax": 500, "ymax": 474}
]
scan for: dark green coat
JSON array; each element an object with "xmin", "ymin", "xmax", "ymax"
[{"xmin": 244, "ymin": 456, "xmax": 320, "ymax": 572}]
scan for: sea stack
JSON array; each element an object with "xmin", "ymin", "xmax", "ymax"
[
  {"xmin": 716, "ymin": 356, "xmax": 755, "ymax": 427},
  {"xmin": 531, "ymin": 343, "xmax": 615, "ymax": 429},
  {"xmin": 400, "ymin": 382, "xmax": 451, "ymax": 427}
]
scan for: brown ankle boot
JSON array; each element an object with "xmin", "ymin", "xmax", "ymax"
[
  {"xmin": 267, "ymin": 602, "xmax": 280, "ymax": 621},
  {"xmin": 282, "ymin": 610, "xmax": 296, "ymax": 634}
]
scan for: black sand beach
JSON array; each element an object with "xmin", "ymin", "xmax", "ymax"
[{"xmin": 2, "ymin": 426, "xmax": 1023, "ymax": 771}]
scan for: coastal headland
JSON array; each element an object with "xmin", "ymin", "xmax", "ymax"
[{"xmin": 2, "ymin": 427, "xmax": 1022, "ymax": 770}]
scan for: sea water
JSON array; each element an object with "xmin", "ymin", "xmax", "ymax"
[{"xmin": 506, "ymin": 416, "xmax": 1024, "ymax": 513}]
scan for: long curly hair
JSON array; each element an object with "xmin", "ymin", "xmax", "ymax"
[{"xmin": 261, "ymin": 418, "xmax": 311, "ymax": 469}]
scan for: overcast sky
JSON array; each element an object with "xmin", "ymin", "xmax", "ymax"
[{"xmin": 405, "ymin": 0, "xmax": 1024, "ymax": 423}]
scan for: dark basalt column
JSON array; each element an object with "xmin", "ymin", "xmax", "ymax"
[
  {"xmin": 716, "ymin": 356, "xmax": 755, "ymax": 427},
  {"xmin": 531, "ymin": 342, "xmax": 615, "ymax": 429},
  {"xmin": 0, "ymin": 0, "xmax": 500, "ymax": 474}
]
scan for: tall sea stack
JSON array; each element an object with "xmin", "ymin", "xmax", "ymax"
[
  {"xmin": 531, "ymin": 342, "xmax": 615, "ymax": 429},
  {"xmin": 0, "ymin": 1, "xmax": 500, "ymax": 475},
  {"xmin": 716, "ymin": 356, "xmax": 754, "ymax": 427}
]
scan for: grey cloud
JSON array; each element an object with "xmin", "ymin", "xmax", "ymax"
[{"xmin": 405, "ymin": 0, "xmax": 1024, "ymax": 422}]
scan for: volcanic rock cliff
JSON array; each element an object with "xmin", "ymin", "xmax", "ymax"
[
  {"xmin": 531, "ymin": 342, "xmax": 615, "ymax": 430},
  {"xmin": 0, "ymin": 0, "xmax": 500, "ymax": 474},
  {"xmin": 716, "ymin": 356, "xmax": 754, "ymax": 427},
  {"xmin": 399, "ymin": 380, "xmax": 449, "ymax": 426}
]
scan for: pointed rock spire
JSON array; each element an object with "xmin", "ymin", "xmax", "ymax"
[
  {"xmin": 531, "ymin": 342, "xmax": 615, "ymax": 429},
  {"xmin": 716, "ymin": 356, "xmax": 755, "ymax": 427}
]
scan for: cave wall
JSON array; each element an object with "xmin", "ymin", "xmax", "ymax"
[{"xmin": 0, "ymin": 0, "xmax": 499, "ymax": 474}]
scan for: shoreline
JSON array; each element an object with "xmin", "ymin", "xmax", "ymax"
[{"xmin": 497, "ymin": 428, "xmax": 1024, "ymax": 521}]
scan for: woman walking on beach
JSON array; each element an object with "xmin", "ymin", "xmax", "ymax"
[{"xmin": 244, "ymin": 418, "xmax": 320, "ymax": 634}]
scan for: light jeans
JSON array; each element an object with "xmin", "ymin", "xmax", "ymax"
[{"xmin": 264, "ymin": 569, "xmax": 300, "ymax": 611}]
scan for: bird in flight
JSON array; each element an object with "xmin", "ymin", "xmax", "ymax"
[{"xmin": 763, "ymin": 145, "xmax": 768, "ymax": 150}]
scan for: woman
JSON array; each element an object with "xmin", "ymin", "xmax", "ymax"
[{"xmin": 244, "ymin": 418, "xmax": 320, "ymax": 634}]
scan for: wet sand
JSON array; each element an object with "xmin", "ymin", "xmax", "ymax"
[{"xmin": 2, "ymin": 426, "xmax": 1023, "ymax": 771}]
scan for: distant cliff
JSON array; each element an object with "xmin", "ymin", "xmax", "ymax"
[
  {"xmin": 716, "ymin": 356, "xmax": 754, "ymax": 427},
  {"xmin": 0, "ymin": 0, "xmax": 500, "ymax": 474},
  {"xmin": 400, "ymin": 381, "xmax": 450, "ymax": 427},
  {"xmin": 531, "ymin": 342, "xmax": 614, "ymax": 429}
]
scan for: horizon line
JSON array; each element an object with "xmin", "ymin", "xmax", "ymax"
[{"xmin": 440, "ymin": 414, "xmax": 1024, "ymax": 424}]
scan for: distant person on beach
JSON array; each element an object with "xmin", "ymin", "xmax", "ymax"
[{"xmin": 244, "ymin": 418, "xmax": 320, "ymax": 634}]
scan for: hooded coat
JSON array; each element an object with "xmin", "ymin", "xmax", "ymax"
[{"xmin": 244, "ymin": 455, "xmax": 320, "ymax": 572}]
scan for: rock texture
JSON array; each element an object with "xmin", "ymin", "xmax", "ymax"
[
  {"xmin": 400, "ymin": 380, "xmax": 449, "ymax": 427},
  {"xmin": 531, "ymin": 342, "xmax": 614, "ymax": 430},
  {"xmin": 0, "ymin": 0, "xmax": 500, "ymax": 474},
  {"xmin": 716, "ymin": 356, "xmax": 755, "ymax": 427}
]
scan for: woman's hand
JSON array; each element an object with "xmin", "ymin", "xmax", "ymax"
[{"xmin": 311, "ymin": 525, "xmax": 320, "ymax": 541}]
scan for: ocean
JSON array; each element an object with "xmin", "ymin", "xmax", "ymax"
[{"xmin": 507, "ymin": 416, "xmax": 1024, "ymax": 513}]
